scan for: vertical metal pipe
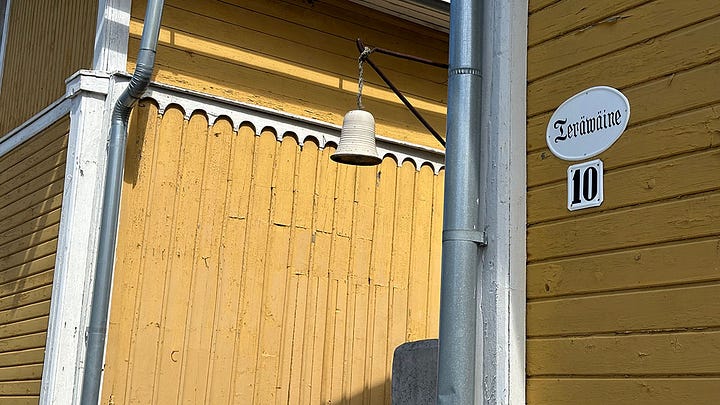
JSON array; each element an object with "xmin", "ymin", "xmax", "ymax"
[
  {"xmin": 80, "ymin": 1, "xmax": 164, "ymax": 404},
  {"xmin": 437, "ymin": 0, "xmax": 484, "ymax": 403}
]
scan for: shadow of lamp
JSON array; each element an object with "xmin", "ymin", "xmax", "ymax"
[{"xmin": 331, "ymin": 38, "xmax": 448, "ymax": 166}]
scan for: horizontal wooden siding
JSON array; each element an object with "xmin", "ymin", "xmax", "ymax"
[
  {"xmin": 0, "ymin": 118, "xmax": 69, "ymax": 404},
  {"xmin": 101, "ymin": 102, "xmax": 444, "ymax": 405},
  {"xmin": 526, "ymin": 0, "xmax": 720, "ymax": 403},
  {"xmin": 128, "ymin": 0, "xmax": 448, "ymax": 148}
]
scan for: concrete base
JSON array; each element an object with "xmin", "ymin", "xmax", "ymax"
[{"xmin": 392, "ymin": 339, "xmax": 439, "ymax": 405}]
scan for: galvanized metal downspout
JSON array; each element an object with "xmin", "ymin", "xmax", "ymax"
[
  {"xmin": 437, "ymin": 0, "xmax": 484, "ymax": 404},
  {"xmin": 80, "ymin": 1, "xmax": 164, "ymax": 404}
]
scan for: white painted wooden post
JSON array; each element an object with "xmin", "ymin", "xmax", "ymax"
[
  {"xmin": 40, "ymin": 71, "xmax": 112, "ymax": 405},
  {"xmin": 476, "ymin": 0, "xmax": 527, "ymax": 403}
]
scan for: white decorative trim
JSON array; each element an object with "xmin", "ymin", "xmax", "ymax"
[
  {"xmin": 112, "ymin": 74, "xmax": 447, "ymax": 174},
  {"xmin": 40, "ymin": 71, "xmax": 112, "ymax": 405},
  {"xmin": 93, "ymin": 0, "xmax": 131, "ymax": 71},
  {"xmin": 0, "ymin": 0, "xmax": 12, "ymax": 93},
  {"xmin": 475, "ymin": 0, "xmax": 527, "ymax": 404},
  {"xmin": 0, "ymin": 97, "xmax": 71, "ymax": 158}
]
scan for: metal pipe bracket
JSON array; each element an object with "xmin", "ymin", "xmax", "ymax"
[{"xmin": 442, "ymin": 229, "xmax": 487, "ymax": 246}]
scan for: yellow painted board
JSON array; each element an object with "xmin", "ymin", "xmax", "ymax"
[
  {"xmin": 528, "ymin": 377, "xmax": 720, "ymax": 405},
  {"xmin": 349, "ymin": 283, "xmax": 370, "ymax": 405},
  {"xmin": 388, "ymin": 162, "xmax": 415, "ymax": 386},
  {"xmin": 0, "ymin": 302, "xmax": 50, "ymax": 327},
  {"xmin": 125, "ymin": 106, "xmax": 186, "ymax": 404},
  {"xmin": 0, "ymin": 181, "xmax": 66, "ymax": 231},
  {"xmin": 0, "ymin": 396, "xmax": 41, "ymax": 405},
  {"xmin": 328, "ymin": 279, "xmax": 349, "ymax": 403},
  {"xmin": 0, "ymin": 333, "xmax": 46, "ymax": 353},
  {"xmin": 0, "ymin": 348, "xmax": 45, "ymax": 368},
  {"xmin": 303, "ymin": 268, "xmax": 331, "ymax": 404},
  {"xmin": 319, "ymin": 256, "xmax": 339, "ymax": 405},
  {"xmin": 528, "ymin": 16, "xmax": 720, "ymax": 116},
  {"xmin": 368, "ymin": 284, "xmax": 390, "ymax": 405},
  {"xmin": 0, "ymin": 121, "xmax": 67, "ymax": 182},
  {"xmin": 371, "ymin": 158, "xmax": 398, "ymax": 286},
  {"xmin": 0, "ymin": 285, "xmax": 51, "ymax": 312},
  {"xmin": 0, "ymin": 238, "xmax": 58, "ymax": 274},
  {"xmin": 0, "ymin": 151, "xmax": 67, "ymax": 200},
  {"xmin": 528, "ymin": 0, "xmax": 720, "ymax": 81},
  {"xmin": 352, "ymin": 165, "xmax": 378, "ymax": 244},
  {"xmin": 0, "ymin": 163, "xmax": 65, "ymax": 206},
  {"xmin": 528, "ymin": 283, "xmax": 720, "ymax": 337},
  {"xmin": 407, "ymin": 165, "xmax": 434, "ymax": 340},
  {"xmin": 141, "ymin": 5, "xmax": 447, "ymax": 99},
  {"xmin": 527, "ymin": 330, "xmax": 720, "ymax": 376},
  {"xmin": 333, "ymin": 162, "xmax": 356, "ymax": 240},
  {"xmin": 0, "ymin": 271, "xmax": 53, "ymax": 300},
  {"xmin": 0, "ymin": 316, "xmax": 49, "ymax": 339},
  {"xmin": 528, "ymin": 0, "xmax": 650, "ymax": 47},
  {"xmin": 528, "ymin": 104, "xmax": 720, "ymax": 186},
  {"xmin": 313, "ymin": 147, "xmax": 338, "ymax": 236},
  {"xmin": 527, "ymin": 60, "xmax": 720, "ymax": 152},
  {"xmin": 527, "ymin": 238, "xmax": 720, "ymax": 299},
  {"xmin": 269, "ymin": 136, "xmax": 298, "ymax": 227},
  {"xmin": 0, "ymin": 195, "xmax": 63, "ymax": 237},
  {"xmin": 232, "ymin": 131, "xmax": 276, "ymax": 402},
  {"xmin": 253, "ymin": 139, "xmax": 296, "ymax": 404},
  {"xmin": 0, "ymin": 381, "xmax": 41, "ymax": 396},
  {"xmin": 178, "ymin": 113, "xmax": 230, "ymax": 405},
  {"xmin": 529, "ymin": 148, "xmax": 720, "ymax": 223},
  {"xmin": 197, "ymin": 118, "xmax": 236, "ymax": 405},
  {"xmin": 285, "ymin": 143, "xmax": 318, "ymax": 404},
  {"xmin": 0, "ymin": 147, "xmax": 67, "ymax": 196},
  {"xmin": 529, "ymin": 0, "xmax": 559, "ymax": 13},
  {"xmin": 427, "ymin": 170, "xmax": 444, "ymax": 337},
  {"xmin": 0, "ymin": 364, "xmax": 42, "ymax": 382},
  {"xmin": 102, "ymin": 102, "xmax": 160, "ymax": 404},
  {"xmin": 528, "ymin": 192, "xmax": 720, "ymax": 262},
  {"xmin": 129, "ymin": 43, "xmax": 446, "ymax": 149},
  {"xmin": 150, "ymin": 113, "xmax": 204, "ymax": 405},
  {"xmin": 292, "ymin": 141, "xmax": 319, "ymax": 230},
  {"xmin": 206, "ymin": 121, "xmax": 253, "ymax": 404}
]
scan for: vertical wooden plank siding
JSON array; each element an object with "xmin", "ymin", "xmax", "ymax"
[
  {"xmin": 0, "ymin": 118, "xmax": 69, "ymax": 403},
  {"xmin": 101, "ymin": 103, "xmax": 445, "ymax": 404},
  {"xmin": 526, "ymin": 0, "xmax": 720, "ymax": 403},
  {"xmin": 0, "ymin": 1, "xmax": 96, "ymax": 135},
  {"xmin": 128, "ymin": 0, "xmax": 448, "ymax": 149}
]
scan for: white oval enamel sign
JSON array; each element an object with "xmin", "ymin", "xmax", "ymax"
[{"xmin": 546, "ymin": 86, "xmax": 630, "ymax": 161}]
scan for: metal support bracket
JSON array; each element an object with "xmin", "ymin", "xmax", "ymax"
[{"xmin": 442, "ymin": 229, "xmax": 487, "ymax": 246}]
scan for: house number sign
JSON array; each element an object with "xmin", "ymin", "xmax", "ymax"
[
  {"xmin": 567, "ymin": 159, "xmax": 603, "ymax": 211},
  {"xmin": 546, "ymin": 86, "xmax": 630, "ymax": 161}
]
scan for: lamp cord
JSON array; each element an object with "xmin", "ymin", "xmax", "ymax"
[{"xmin": 357, "ymin": 46, "xmax": 374, "ymax": 110}]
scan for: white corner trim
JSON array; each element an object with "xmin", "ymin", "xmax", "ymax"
[
  {"xmin": 475, "ymin": 0, "xmax": 527, "ymax": 404},
  {"xmin": 93, "ymin": 0, "xmax": 131, "ymax": 71},
  {"xmin": 507, "ymin": 1, "xmax": 528, "ymax": 404},
  {"xmin": 0, "ymin": 0, "xmax": 12, "ymax": 93},
  {"xmin": 113, "ymin": 74, "xmax": 446, "ymax": 174},
  {"xmin": 40, "ymin": 71, "xmax": 112, "ymax": 405},
  {"xmin": 0, "ymin": 97, "xmax": 71, "ymax": 158}
]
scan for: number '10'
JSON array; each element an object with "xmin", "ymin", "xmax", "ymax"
[{"xmin": 571, "ymin": 166, "xmax": 598, "ymax": 204}]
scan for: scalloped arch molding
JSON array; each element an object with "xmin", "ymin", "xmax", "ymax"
[{"xmin": 138, "ymin": 76, "xmax": 446, "ymax": 174}]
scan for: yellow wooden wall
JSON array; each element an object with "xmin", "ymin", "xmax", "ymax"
[
  {"xmin": 101, "ymin": 102, "xmax": 444, "ymax": 404},
  {"xmin": 0, "ymin": 0, "xmax": 97, "ymax": 135},
  {"xmin": 128, "ymin": 0, "xmax": 448, "ymax": 148},
  {"xmin": 0, "ymin": 118, "xmax": 69, "ymax": 403},
  {"xmin": 526, "ymin": 0, "xmax": 720, "ymax": 403}
]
